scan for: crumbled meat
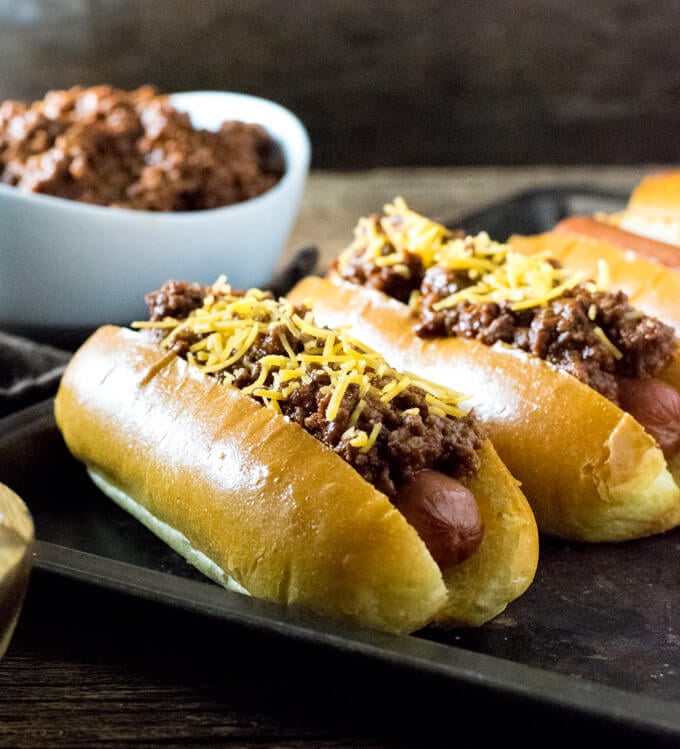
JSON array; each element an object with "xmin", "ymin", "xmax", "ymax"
[
  {"xmin": 331, "ymin": 215, "xmax": 427, "ymax": 303},
  {"xmin": 145, "ymin": 280, "xmax": 207, "ymax": 321},
  {"xmin": 141, "ymin": 280, "xmax": 484, "ymax": 498},
  {"xmin": 0, "ymin": 85, "xmax": 284, "ymax": 211},
  {"xmin": 592, "ymin": 289, "xmax": 675, "ymax": 379},
  {"xmin": 141, "ymin": 280, "xmax": 206, "ymax": 352},
  {"xmin": 334, "ymin": 244, "xmax": 425, "ymax": 304},
  {"xmin": 333, "ymin": 214, "xmax": 470, "ymax": 304},
  {"xmin": 285, "ymin": 375, "xmax": 483, "ymax": 498},
  {"xmin": 416, "ymin": 267, "xmax": 677, "ymax": 403}
]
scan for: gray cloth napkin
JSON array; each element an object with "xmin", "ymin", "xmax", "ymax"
[{"xmin": 0, "ymin": 331, "xmax": 71, "ymax": 417}]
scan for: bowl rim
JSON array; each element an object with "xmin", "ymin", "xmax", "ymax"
[{"xmin": 0, "ymin": 89, "xmax": 311, "ymax": 221}]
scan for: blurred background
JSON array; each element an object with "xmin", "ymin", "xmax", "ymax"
[{"xmin": 1, "ymin": 0, "xmax": 679, "ymax": 170}]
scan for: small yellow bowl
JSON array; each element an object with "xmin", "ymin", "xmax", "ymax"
[{"xmin": 0, "ymin": 482, "xmax": 34, "ymax": 660}]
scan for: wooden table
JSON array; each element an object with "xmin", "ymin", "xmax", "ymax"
[{"xmin": 0, "ymin": 166, "xmax": 669, "ymax": 749}]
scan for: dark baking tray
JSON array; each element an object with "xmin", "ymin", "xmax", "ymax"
[
  {"xmin": 453, "ymin": 185, "xmax": 629, "ymax": 240},
  {"xmin": 4, "ymin": 398, "xmax": 680, "ymax": 745},
  {"xmin": 3, "ymin": 188, "xmax": 680, "ymax": 744}
]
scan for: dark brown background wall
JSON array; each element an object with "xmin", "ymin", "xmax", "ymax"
[{"xmin": 1, "ymin": 0, "xmax": 678, "ymax": 169}]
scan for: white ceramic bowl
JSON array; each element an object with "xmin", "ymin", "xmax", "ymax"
[{"xmin": 0, "ymin": 91, "xmax": 311, "ymax": 347}]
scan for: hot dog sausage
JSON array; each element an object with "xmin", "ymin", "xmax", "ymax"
[
  {"xmin": 553, "ymin": 217, "xmax": 680, "ymax": 270},
  {"xmin": 394, "ymin": 470, "xmax": 485, "ymax": 568},
  {"xmin": 618, "ymin": 378, "xmax": 680, "ymax": 461}
]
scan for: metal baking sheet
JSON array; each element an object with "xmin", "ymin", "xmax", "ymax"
[
  {"xmin": 3, "ymin": 397, "xmax": 680, "ymax": 744},
  {"xmin": 2, "ymin": 189, "xmax": 680, "ymax": 745},
  {"xmin": 454, "ymin": 185, "xmax": 630, "ymax": 240}
]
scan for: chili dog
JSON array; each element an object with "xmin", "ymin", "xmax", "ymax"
[
  {"xmin": 54, "ymin": 280, "xmax": 538, "ymax": 634},
  {"xmin": 288, "ymin": 198, "xmax": 680, "ymax": 542}
]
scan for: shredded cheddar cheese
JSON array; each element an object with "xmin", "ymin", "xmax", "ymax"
[
  {"xmin": 134, "ymin": 277, "xmax": 469, "ymax": 453},
  {"xmin": 339, "ymin": 198, "xmax": 612, "ymax": 312},
  {"xmin": 337, "ymin": 198, "xmax": 625, "ymax": 359}
]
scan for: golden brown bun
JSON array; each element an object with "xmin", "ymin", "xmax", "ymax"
[
  {"xmin": 288, "ymin": 276, "xmax": 680, "ymax": 543},
  {"xmin": 607, "ymin": 171, "xmax": 680, "ymax": 245},
  {"xmin": 54, "ymin": 325, "xmax": 538, "ymax": 634},
  {"xmin": 509, "ymin": 231, "xmax": 680, "ymax": 334}
]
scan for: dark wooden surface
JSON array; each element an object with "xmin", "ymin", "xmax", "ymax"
[
  {"xmin": 1, "ymin": 1, "xmax": 680, "ymax": 168},
  {"xmin": 4, "ymin": 573, "xmax": 453, "ymax": 748},
  {"xmin": 1, "ymin": 166, "xmax": 677, "ymax": 749}
]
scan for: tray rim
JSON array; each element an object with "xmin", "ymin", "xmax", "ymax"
[{"xmin": 30, "ymin": 537, "xmax": 680, "ymax": 739}]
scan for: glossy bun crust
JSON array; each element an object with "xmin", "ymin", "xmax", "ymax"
[
  {"xmin": 54, "ymin": 326, "xmax": 538, "ymax": 634},
  {"xmin": 288, "ymin": 276, "xmax": 680, "ymax": 543},
  {"xmin": 614, "ymin": 170, "xmax": 680, "ymax": 245}
]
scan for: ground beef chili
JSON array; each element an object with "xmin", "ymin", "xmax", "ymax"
[
  {"xmin": 283, "ymin": 371, "xmax": 484, "ymax": 498},
  {"xmin": 416, "ymin": 268, "xmax": 676, "ymax": 404},
  {"xmin": 141, "ymin": 280, "xmax": 485, "ymax": 499},
  {"xmin": 335, "ymin": 236, "xmax": 426, "ymax": 303},
  {"xmin": 0, "ymin": 85, "xmax": 284, "ymax": 211},
  {"xmin": 334, "ymin": 214, "xmax": 464, "ymax": 303},
  {"xmin": 145, "ymin": 280, "xmax": 207, "ymax": 322}
]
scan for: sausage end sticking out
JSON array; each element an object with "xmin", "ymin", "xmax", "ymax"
[
  {"xmin": 394, "ymin": 470, "xmax": 485, "ymax": 569},
  {"xmin": 618, "ymin": 378, "xmax": 680, "ymax": 461}
]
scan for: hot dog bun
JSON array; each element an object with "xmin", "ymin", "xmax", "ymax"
[
  {"xmin": 552, "ymin": 217, "xmax": 680, "ymax": 269},
  {"xmin": 288, "ymin": 275, "xmax": 680, "ymax": 542},
  {"xmin": 509, "ymin": 229, "xmax": 680, "ymax": 333},
  {"xmin": 54, "ymin": 325, "xmax": 538, "ymax": 634},
  {"xmin": 608, "ymin": 170, "xmax": 680, "ymax": 245}
]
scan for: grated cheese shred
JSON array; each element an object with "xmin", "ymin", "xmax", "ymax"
[
  {"xmin": 133, "ymin": 278, "xmax": 469, "ymax": 453},
  {"xmin": 338, "ymin": 197, "xmax": 624, "ymax": 358},
  {"xmin": 340, "ymin": 198, "xmax": 612, "ymax": 313}
]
